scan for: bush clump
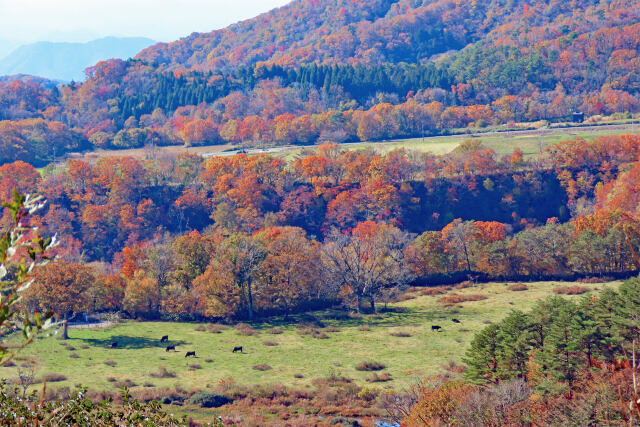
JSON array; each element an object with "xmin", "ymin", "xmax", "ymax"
[
  {"xmin": 253, "ymin": 364, "xmax": 272, "ymax": 371},
  {"xmin": 554, "ymin": 286, "xmax": 590, "ymax": 295},
  {"xmin": 149, "ymin": 366, "xmax": 176, "ymax": 378},
  {"xmin": 438, "ymin": 294, "xmax": 488, "ymax": 305},
  {"xmin": 507, "ymin": 283, "xmax": 528, "ymax": 291},
  {"xmin": 189, "ymin": 391, "xmax": 232, "ymax": 408},
  {"xmin": 366, "ymin": 372, "xmax": 392, "ymax": 382},
  {"xmin": 390, "ymin": 331, "xmax": 411, "ymax": 337},
  {"xmin": 42, "ymin": 373, "xmax": 67, "ymax": 382},
  {"xmin": 207, "ymin": 323, "xmax": 226, "ymax": 334},
  {"xmin": 355, "ymin": 360, "xmax": 386, "ymax": 371},
  {"xmin": 235, "ymin": 323, "xmax": 258, "ymax": 336}
]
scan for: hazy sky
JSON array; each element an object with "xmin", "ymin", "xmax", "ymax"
[{"xmin": 0, "ymin": 0, "xmax": 291, "ymax": 43}]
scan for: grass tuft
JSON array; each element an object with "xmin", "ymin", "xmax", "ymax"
[
  {"xmin": 149, "ymin": 366, "xmax": 176, "ymax": 378},
  {"xmin": 253, "ymin": 364, "xmax": 272, "ymax": 371},
  {"xmin": 355, "ymin": 360, "xmax": 386, "ymax": 372}
]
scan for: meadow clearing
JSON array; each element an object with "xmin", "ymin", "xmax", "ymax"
[
  {"xmin": 0, "ymin": 280, "xmax": 621, "ymax": 395},
  {"xmin": 66, "ymin": 122, "xmax": 640, "ymax": 164}
]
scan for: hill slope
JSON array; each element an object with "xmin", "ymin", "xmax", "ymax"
[
  {"xmin": 0, "ymin": 37, "xmax": 155, "ymax": 81},
  {"xmin": 136, "ymin": 0, "xmax": 640, "ymax": 72}
]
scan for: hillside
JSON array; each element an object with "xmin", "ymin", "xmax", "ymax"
[
  {"xmin": 136, "ymin": 0, "xmax": 640, "ymax": 72},
  {"xmin": 0, "ymin": 37, "xmax": 155, "ymax": 81},
  {"xmin": 0, "ymin": 0, "xmax": 638, "ymax": 166}
]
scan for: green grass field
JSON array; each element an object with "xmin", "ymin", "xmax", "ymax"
[
  {"xmin": 278, "ymin": 124, "xmax": 640, "ymax": 160},
  {"xmin": 0, "ymin": 280, "xmax": 621, "ymax": 394}
]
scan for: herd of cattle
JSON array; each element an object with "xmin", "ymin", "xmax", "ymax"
[
  {"xmin": 108, "ymin": 334, "xmax": 244, "ymax": 358},
  {"xmin": 107, "ymin": 318, "xmax": 462, "ymax": 354}
]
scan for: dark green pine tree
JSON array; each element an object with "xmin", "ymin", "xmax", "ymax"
[
  {"xmin": 529, "ymin": 296, "xmax": 566, "ymax": 349},
  {"xmin": 540, "ymin": 302, "xmax": 581, "ymax": 392},
  {"xmin": 496, "ymin": 310, "xmax": 532, "ymax": 380},
  {"xmin": 592, "ymin": 287, "xmax": 626, "ymax": 363},
  {"xmin": 572, "ymin": 296, "xmax": 608, "ymax": 371},
  {"xmin": 463, "ymin": 323, "xmax": 501, "ymax": 385}
]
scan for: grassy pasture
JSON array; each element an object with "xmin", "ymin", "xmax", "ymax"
[
  {"xmin": 65, "ymin": 123, "xmax": 640, "ymax": 165},
  {"xmin": 281, "ymin": 123, "xmax": 640, "ymax": 160},
  {"xmin": 0, "ymin": 280, "xmax": 621, "ymax": 394}
]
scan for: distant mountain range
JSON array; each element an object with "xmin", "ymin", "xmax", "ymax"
[{"xmin": 0, "ymin": 37, "xmax": 156, "ymax": 81}]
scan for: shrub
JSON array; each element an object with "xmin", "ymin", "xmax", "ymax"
[
  {"xmin": 80, "ymin": 344, "xmax": 90, "ymax": 349},
  {"xmin": 438, "ymin": 294, "xmax": 488, "ymax": 305},
  {"xmin": 69, "ymin": 353, "xmax": 80, "ymax": 359},
  {"xmin": 133, "ymin": 387, "xmax": 186, "ymax": 404},
  {"xmin": 312, "ymin": 369, "xmax": 352, "ymax": 387},
  {"xmin": 143, "ymin": 382, "xmax": 155, "ymax": 387},
  {"xmin": 106, "ymin": 377, "xmax": 117, "ymax": 382},
  {"xmin": 104, "ymin": 360, "xmax": 117, "ymax": 367},
  {"xmin": 42, "ymin": 373, "xmax": 67, "ymax": 382},
  {"xmin": 188, "ymin": 364, "xmax": 201, "ymax": 371},
  {"xmin": 204, "ymin": 359, "xmax": 213, "ymax": 363},
  {"xmin": 358, "ymin": 325, "xmax": 371, "ymax": 332},
  {"xmin": 366, "ymin": 372, "xmax": 392, "ymax": 382},
  {"xmin": 189, "ymin": 391, "xmax": 233, "ymax": 408},
  {"xmin": 554, "ymin": 286, "xmax": 590, "ymax": 295},
  {"xmin": 268, "ymin": 327, "xmax": 283, "ymax": 334},
  {"xmin": 420, "ymin": 287, "xmax": 449, "ymax": 296},
  {"xmin": 323, "ymin": 326, "xmax": 340, "ymax": 333},
  {"xmin": 1, "ymin": 360, "xmax": 15, "ymax": 367},
  {"xmin": 454, "ymin": 281, "xmax": 474, "ymax": 289},
  {"xmin": 297, "ymin": 328, "xmax": 329, "ymax": 339},
  {"xmin": 390, "ymin": 331, "xmax": 411, "ymax": 337},
  {"xmin": 207, "ymin": 323, "xmax": 226, "ymax": 334},
  {"xmin": 149, "ymin": 366, "xmax": 176, "ymax": 378},
  {"xmin": 262, "ymin": 341, "xmax": 279, "ymax": 346},
  {"xmin": 507, "ymin": 283, "xmax": 528, "ymax": 291},
  {"xmin": 253, "ymin": 364, "xmax": 272, "ymax": 371},
  {"xmin": 355, "ymin": 360, "xmax": 386, "ymax": 371},
  {"xmin": 194, "ymin": 325, "xmax": 206, "ymax": 331},
  {"xmin": 293, "ymin": 373, "xmax": 304, "ymax": 379},
  {"xmin": 235, "ymin": 323, "xmax": 258, "ymax": 336}
]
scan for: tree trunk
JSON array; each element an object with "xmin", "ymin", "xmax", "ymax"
[
  {"xmin": 247, "ymin": 281, "xmax": 254, "ymax": 321},
  {"xmin": 369, "ymin": 296, "xmax": 376, "ymax": 314},
  {"xmin": 62, "ymin": 313, "xmax": 69, "ymax": 340},
  {"xmin": 356, "ymin": 294, "xmax": 363, "ymax": 313}
]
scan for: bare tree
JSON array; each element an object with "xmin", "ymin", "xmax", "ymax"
[
  {"xmin": 16, "ymin": 364, "xmax": 36, "ymax": 399},
  {"xmin": 322, "ymin": 222, "xmax": 408, "ymax": 313}
]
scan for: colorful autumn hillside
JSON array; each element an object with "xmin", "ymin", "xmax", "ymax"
[{"xmin": 1, "ymin": 0, "xmax": 639, "ymax": 165}]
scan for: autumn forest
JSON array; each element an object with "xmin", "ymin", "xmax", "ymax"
[{"xmin": 1, "ymin": 0, "xmax": 640, "ymax": 425}]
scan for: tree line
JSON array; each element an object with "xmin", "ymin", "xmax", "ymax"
[{"xmin": 0, "ymin": 134, "xmax": 637, "ymax": 321}]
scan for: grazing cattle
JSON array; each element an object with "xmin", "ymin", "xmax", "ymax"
[
  {"xmin": 232, "ymin": 346, "xmax": 243, "ymax": 353},
  {"xmin": 185, "ymin": 351, "xmax": 196, "ymax": 358},
  {"xmin": 110, "ymin": 342, "xmax": 118, "ymax": 348},
  {"xmin": 431, "ymin": 325, "xmax": 442, "ymax": 332},
  {"xmin": 165, "ymin": 345, "xmax": 176, "ymax": 352},
  {"xmin": 160, "ymin": 335, "xmax": 169, "ymax": 343},
  {"xmin": 452, "ymin": 319, "xmax": 461, "ymax": 324}
]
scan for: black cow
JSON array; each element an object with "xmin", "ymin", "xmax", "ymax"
[
  {"xmin": 232, "ymin": 346, "xmax": 243, "ymax": 353},
  {"xmin": 111, "ymin": 342, "xmax": 118, "ymax": 348},
  {"xmin": 160, "ymin": 335, "xmax": 169, "ymax": 343},
  {"xmin": 185, "ymin": 351, "xmax": 196, "ymax": 358},
  {"xmin": 452, "ymin": 319, "xmax": 461, "ymax": 324},
  {"xmin": 431, "ymin": 325, "xmax": 442, "ymax": 332},
  {"xmin": 166, "ymin": 345, "xmax": 176, "ymax": 352}
]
